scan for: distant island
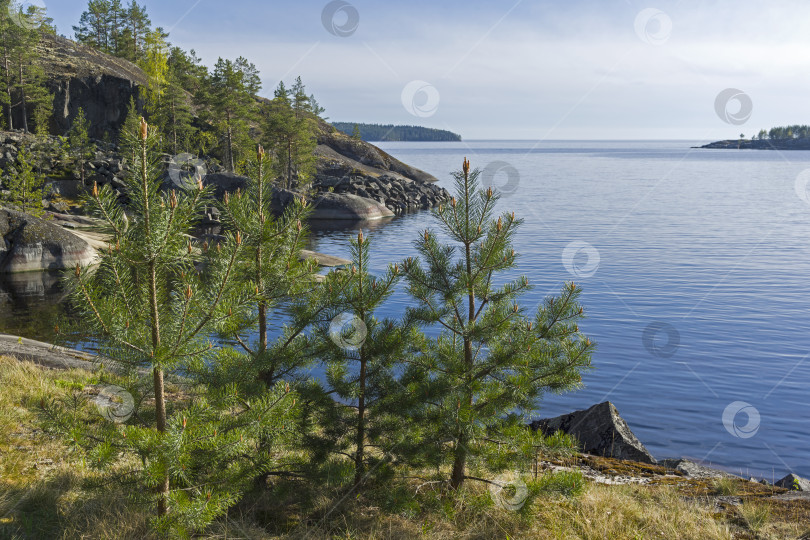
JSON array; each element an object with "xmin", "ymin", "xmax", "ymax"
[
  {"xmin": 331, "ymin": 122, "xmax": 462, "ymax": 142},
  {"xmin": 699, "ymin": 124, "xmax": 810, "ymax": 149}
]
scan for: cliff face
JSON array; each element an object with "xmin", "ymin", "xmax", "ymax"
[{"xmin": 34, "ymin": 34, "xmax": 145, "ymax": 139}]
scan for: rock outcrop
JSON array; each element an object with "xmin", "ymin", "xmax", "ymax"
[
  {"xmin": 35, "ymin": 34, "xmax": 145, "ymax": 139},
  {"xmin": 775, "ymin": 473, "xmax": 810, "ymax": 491},
  {"xmin": 0, "ymin": 207, "xmax": 96, "ymax": 272},
  {"xmin": 530, "ymin": 401, "xmax": 657, "ymax": 464},
  {"xmin": 309, "ymin": 192, "xmax": 394, "ymax": 220}
]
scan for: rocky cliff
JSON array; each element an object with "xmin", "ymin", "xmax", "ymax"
[{"xmin": 34, "ymin": 34, "xmax": 145, "ymax": 139}]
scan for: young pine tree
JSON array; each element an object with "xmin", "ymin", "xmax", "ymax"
[
  {"xmin": 401, "ymin": 158, "xmax": 595, "ymax": 489},
  {"xmin": 62, "ymin": 118, "xmax": 295, "ymax": 533},
  {"xmin": 306, "ymin": 231, "xmax": 410, "ymax": 488},
  {"xmin": 207, "ymin": 145, "xmax": 320, "ymax": 393},
  {"xmin": 3, "ymin": 144, "xmax": 44, "ymax": 215}
]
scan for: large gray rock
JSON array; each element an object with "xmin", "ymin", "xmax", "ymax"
[
  {"xmin": 530, "ymin": 401, "xmax": 656, "ymax": 464},
  {"xmin": 309, "ymin": 192, "xmax": 395, "ymax": 221},
  {"xmin": 0, "ymin": 207, "xmax": 96, "ymax": 272},
  {"xmin": 776, "ymin": 473, "xmax": 810, "ymax": 491}
]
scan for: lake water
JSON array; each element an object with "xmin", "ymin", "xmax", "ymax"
[
  {"xmin": 4, "ymin": 140, "xmax": 809, "ymax": 480},
  {"xmin": 309, "ymin": 140, "xmax": 810, "ymax": 480}
]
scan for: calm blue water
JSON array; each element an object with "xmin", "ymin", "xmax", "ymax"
[{"xmin": 308, "ymin": 140, "xmax": 810, "ymax": 480}]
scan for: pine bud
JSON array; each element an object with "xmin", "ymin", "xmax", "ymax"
[
  {"xmin": 185, "ymin": 285, "xmax": 192, "ymax": 300},
  {"xmin": 224, "ymin": 192, "xmax": 229, "ymax": 204},
  {"xmin": 438, "ymin": 204, "xmax": 443, "ymax": 212},
  {"xmin": 511, "ymin": 249, "xmax": 515, "ymax": 257},
  {"xmin": 188, "ymin": 242, "xmax": 193, "ymax": 254},
  {"xmin": 393, "ymin": 263, "xmax": 399, "ymax": 274},
  {"xmin": 216, "ymin": 242, "xmax": 221, "ymax": 253},
  {"xmin": 235, "ymin": 231, "xmax": 242, "ymax": 245},
  {"xmin": 351, "ymin": 265, "xmax": 357, "ymax": 275},
  {"xmin": 92, "ymin": 181, "xmax": 98, "ymax": 197},
  {"xmin": 170, "ymin": 190, "xmax": 177, "ymax": 209},
  {"xmin": 527, "ymin": 322, "xmax": 533, "ymax": 331},
  {"xmin": 358, "ymin": 230, "xmax": 364, "ymax": 244},
  {"xmin": 424, "ymin": 230, "xmax": 429, "ymax": 241},
  {"xmin": 510, "ymin": 211, "xmax": 515, "ymax": 221},
  {"xmin": 477, "ymin": 225, "xmax": 481, "ymax": 234},
  {"xmin": 497, "ymin": 217, "xmax": 502, "ymax": 231},
  {"xmin": 74, "ymin": 264, "xmax": 81, "ymax": 277},
  {"xmin": 462, "ymin": 158, "xmax": 470, "ymax": 175},
  {"xmin": 451, "ymin": 197, "xmax": 457, "ymax": 208},
  {"xmin": 139, "ymin": 117, "xmax": 148, "ymax": 140},
  {"xmin": 197, "ymin": 176, "xmax": 204, "ymax": 191},
  {"xmin": 125, "ymin": 320, "xmax": 129, "ymax": 328},
  {"xmin": 258, "ymin": 145, "xmax": 265, "ymax": 161},
  {"xmin": 182, "ymin": 416, "xmax": 187, "ymax": 429},
  {"xmin": 297, "ymin": 219, "xmax": 302, "ymax": 231},
  {"xmin": 285, "ymin": 382, "xmax": 290, "ymax": 393},
  {"xmin": 513, "ymin": 304, "xmax": 519, "ymax": 313},
  {"xmin": 202, "ymin": 241, "xmax": 209, "ymax": 251},
  {"xmin": 487, "ymin": 187, "xmax": 493, "ymax": 198},
  {"xmin": 228, "ymin": 307, "xmax": 232, "ymax": 316}
]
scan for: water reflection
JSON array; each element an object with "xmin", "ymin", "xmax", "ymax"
[{"xmin": 0, "ymin": 271, "xmax": 68, "ymax": 342}]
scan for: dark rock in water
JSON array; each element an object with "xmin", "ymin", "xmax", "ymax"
[
  {"xmin": 0, "ymin": 207, "xmax": 96, "ymax": 272},
  {"xmin": 530, "ymin": 401, "xmax": 656, "ymax": 464},
  {"xmin": 775, "ymin": 473, "xmax": 810, "ymax": 491},
  {"xmin": 658, "ymin": 458, "xmax": 735, "ymax": 479},
  {"xmin": 309, "ymin": 192, "xmax": 394, "ymax": 221}
]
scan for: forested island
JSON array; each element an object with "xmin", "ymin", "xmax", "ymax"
[
  {"xmin": 700, "ymin": 124, "xmax": 810, "ymax": 149},
  {"xmin": 332, "ymin": 122, "xmax": 462, "ymax": 142}
]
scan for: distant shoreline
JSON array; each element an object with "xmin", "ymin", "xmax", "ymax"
[{"xmin": 696, "ymin": 138, "xmax": 810, "ymax": 150}]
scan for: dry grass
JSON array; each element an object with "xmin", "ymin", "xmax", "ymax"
[{"xmin": 0, "ymin": 354, "xmax": 808, "ymax": 540}]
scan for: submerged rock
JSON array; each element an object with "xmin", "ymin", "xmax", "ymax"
[
  {"xmin": 530, "ymin": 401, "xmax": 657, "ymax": 464},
  {"xmin": 0, "ymin": 207, "xmax": 96, "ymax": 272}
]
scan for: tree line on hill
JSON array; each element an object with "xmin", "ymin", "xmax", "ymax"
[
  {"xmin": 332, "ymin": 122, "xmax": 462, "ymax": 142},
  {"xmin": 0, "ymin": 0, "xmax": 324, "ymax": 193}
]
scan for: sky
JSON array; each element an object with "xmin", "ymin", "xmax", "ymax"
[{"xmin": 43, "ymin": 0, "xmax": 810, "ymax": 140}]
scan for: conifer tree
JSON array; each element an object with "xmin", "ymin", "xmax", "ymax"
[
  {"xmin": 262, "ymin": 81, "xmax": 316, "ymax": 189},
  {"xmin": 208, "ymin": 144, "xmax": 320, "ymax": 393},
  {"xmin": 60, "ymin": 118, "xmax": 285, "ymax": 531},
  {"xmin": 65, "ymin": 107, "xmax": 95, "ymax": 185},
  {"xmin": 203, "ymin": 57, "xmax": 260, "ymax": 172},
  {"xmin": 400, "ymin": 158, "xmax": 595, "ymax": 489},
  {"xmin": 3, "ymin": 144, "xmax": 44, "ymax": 215},
  {"xmin": 306, "ymin": 231, "xmax": 411, "ymax": 488}
]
